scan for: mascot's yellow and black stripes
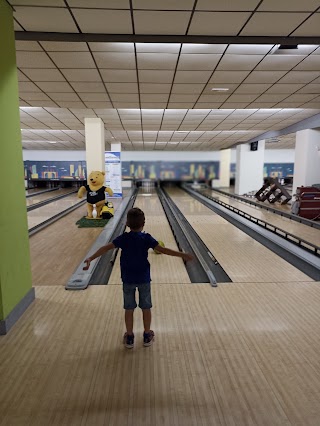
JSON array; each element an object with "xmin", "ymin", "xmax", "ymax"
[{"xmin": 101, "ymin": 202, "xmax": 114, "ymax": 219}]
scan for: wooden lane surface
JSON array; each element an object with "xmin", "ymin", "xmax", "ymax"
[
  {"xmin": 108, "ymin": 190, "xmax": 191, "ymax": 285},
  {"xmin": 167, "ymin": 187, "xmax": 311, "ymax": 283},
  {"xmin": 29, "ymin": 197, "xmax": 125, "ymax": 286},
  {"xmin": 27, "ymin": 193, "xmax": 84, "ymax": 230},
  {"xmin": 1, "ymin": 282, "xmax": 320, "ymax": 425},
  {"xmin": 207, "ymin": 189, "xmax": 320, "ymax": 247},
  {"xmin": 26, "ymin": 188, "xmax": 75, "ymax": 207}
]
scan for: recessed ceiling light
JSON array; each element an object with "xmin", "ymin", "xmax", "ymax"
[
  {"xmin": 211, "ymin": 88, "xmax": 229, "ymax": 92},
  {"xmin": 48, "ymin": 141, "xmax": 57, "ymax": 144}
]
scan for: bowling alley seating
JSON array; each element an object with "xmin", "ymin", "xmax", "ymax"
[{"xmin": 293, "ymin": 186, "xmax": 320, "ymax": 220}]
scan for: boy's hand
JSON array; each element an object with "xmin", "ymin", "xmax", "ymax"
[
  {"xmin": 83, "ymin": 257, "xmax": 92, "ymax": 270},
  {"xmin": 183, "ymin": 253, "xmax": 194, "ymax": 262}
]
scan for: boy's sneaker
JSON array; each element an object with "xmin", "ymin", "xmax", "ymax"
[
  {"xmin": 123, "ymin": 333, "xmax": 134, "ymax": 349},
  {"xmin": 143, "ymin": 330, "xmax": 155, "ymax": 347}
]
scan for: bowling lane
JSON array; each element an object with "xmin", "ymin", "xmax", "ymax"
[
  {"xmin": 26, "ymin": 188, "xmax": 75, "ymax": 207},
  {"xmin": 205, "ymin": 189, "xmax": 320, "ymax": 248},
  {"xmin": 30, "ymin": 197, "xmax": 125, "ymax": 286},
  {"xmin": 27, "ymin": 192, "xmax": 84, "ymax": 230},
  {"xmin": 108, "ymin": 189, "xmax": 191, "ymax": 285},
  {"xmin": 167, "ymin": 187, "xmax": 311, "ymax": 283}
]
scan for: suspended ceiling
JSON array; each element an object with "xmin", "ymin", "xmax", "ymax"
[{"xmin": 9, "ymin": 0, "xmax": 320, "ymax": 151}]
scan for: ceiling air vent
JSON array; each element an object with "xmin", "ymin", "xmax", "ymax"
[{"xmin": 272, "ymin": 44, "xmax": 298, "ymax": 55}]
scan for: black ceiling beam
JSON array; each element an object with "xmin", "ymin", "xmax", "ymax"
[{"xmin": 14, "ymin": 32, "xmax": 320, "ymax": 45}]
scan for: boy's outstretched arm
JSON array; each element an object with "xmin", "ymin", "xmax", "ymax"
[
  {"xmin": 154, "ymin": 245, "xmax": 193, "ymax": 261},
  {"xmin": 83, "ymin": 242, "xmax": 115, "ymax": 270}
]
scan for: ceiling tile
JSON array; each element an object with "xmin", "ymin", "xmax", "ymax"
[
  {"xmin": 226, "ymin": 44, "xmax": 274, "ymax": 54},
  {"xmin": 225, "ymin": 94, "xmax": 258, "ymax": 102},
  {"xmin": 40, "ymin": 42, "xmax": 89, "ymax": 51},
  {"xmin": 294, "ymin": 13, "xmax": 320, "ymax": 34},
  {"xmin": 16, "ymin": 52, "xmax": 55, "ymax": 68},
  {"xmin": 84, "ymin": 102, "xmax": 113, "ymax": 108},
  {"xmin": 110, "ymin": 94, "xmax": 139, "ymax": 102},
  {"xmin": 181, "ymin": 44, "xmax": 227, "ymax": 54},
  {"xmin": 140, "ymin": 94, "xmax": 169, "ymax": 102},
  {"xmin": 17, "ymin": 70, "xmax": 30, "ymax": 81},
  {"xmin": 134, "ymin": 11, "xmax": 191, "ymax": 34},
  {"xmin": 71, "ymin": 82, "xmax": 106, "ymax": 92},
  {"xmin": 13, "ymin": 7, "xmax": 79, "ymax": 32},
  {"xmin": 14, "ymin": 20, "xmax": 24, "ymax": 31},
  {"xmin": 296, "ymin": 84, "xmax": 320, "ymax": 94},
  {"xmin": 137, "ymin": 53, "xmax": 178, "ymax": 70},
  {"xmin": 18, "ymin": 82, "xmax": 41, "ymax": 92},
  {"xmin": 277, "ymin": 71, "xmax": 320, "ymax": 83},
  {"xmin": 174, "ymin": 70, "xmax": 212, "ymax": 83},
  {"xmin": 56, "ymin": 101, "xmax": 87, "ymax": 108},
  {"xmin": 234, "ymin": 84, "xmax": 273, "ymax": 94},
  {"xmin": 256, "ymin": 55, "xmax": 305, "ymax": 71},
  {"xmin": 48, "ymin": 92, "xmax": 81, "ymax": 101},
  {"xmin": 89, "ymin": 42, "xmax": 134, "ymax": 52},
  {"xmin": 178, "ymin": 54, "xmax": 221, "ymax": 70},
  {"xmin": 210, "ymin": 71, "xmax": 250, "ymax": 83},
  {"xmin": 189, "ymin": 12, "xmax": 251, "ymax": 35},
  {"xmin": 139, "ymin": 83, "xmax": 171, "ymax": 93},
  {"xmin": 15, "ymin": 41, "xmax": 42, "ymax": 51},
  {"xmin": 36, "ymin": 82, "xmax": 74, "ymax": 92},
  {"xmin": 257, "ymin": 0, "xmax": 320, "ymax": 11},
  {"xmin": 79, "ymin": 93, "xmax": 110, "ymax": 101},
  {"xmin": 11, "ymin": 0, "xmax": 65, "ymax": 5},
  {"xmin": 244, "ymin": 71, "xmax": 287, "ymax": 83},
  {"xmin": 133, "ymin": 0, "xmax": 194, "ymax": 9},
  {"xmin": 282, "ymin": 94, "xmax": 319, "ymax": 102},
  {"xmin": 139, "ymin": 70, "xmax": 175, "ymax": 83},
  {"xmin": 217, "ymin": 54, "xmax": 264, "ymax": 71},
  {"xmin": 105, "ymin": 82, "xmax": 139, "ymax": 93},
  {"xmin": 171, "ymin": 84, "xmax": 205, "ymax": 94},
  {"xmin": 72, "ymin": 9, "xmax": 132, "ymax": 33},
  {"xmin": 48, "ymin": 52, "xmax": 96, "ymax": 68},
  {"xmin": 94, "ymin": 52, "xmax": 136, "ymax": 69},
  {"xmin": 68, "ymin": 0, "xmax": 129, "ymax": 7},
  {"xmin": 240, "ymin": 13, "xmax": 309, "ymax": 36},
  {"xmin": 252, "ymin": 94, "xmax": 290, "ymax": 102},
  {"xmin": 294, "ymin": 56, "xmax": 320, "ymax": 71},
  {"xmin": 265, "ymin": 83, "xmax": 305, "ymax": 93},
  {"xmin": 61, "ymin": 69, "xmax": 102, "ymax": 82},
  {"xmin": 136, "ymin": 43, "xmax": 181, "ymax": 53},
  {"xmin": 196, "ymin": 0, "xmax": 260, "ymax": 10},
  {"xmin": 20, "ymin": 93, "xmax": 52, "ymax": 101},
  {"xmin": 100, "ymin": 69, "xmax": 137, "ymax": 82},
  {"xmin": 21, "ymin": 68, "xmax": 66, "ymax": 82}
]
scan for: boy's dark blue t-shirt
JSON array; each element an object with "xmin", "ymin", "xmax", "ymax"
[{"xmin": 112, "ymin": 231, "xmax": 158, "ymax": 284}]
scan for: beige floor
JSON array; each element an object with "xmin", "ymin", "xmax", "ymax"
[{"xmin": 1, "ymin": 282, "xmax": 320, "ymax": 425}]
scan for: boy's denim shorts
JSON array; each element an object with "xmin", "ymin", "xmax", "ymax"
[{"xmin": 123, "ymin": 283, "xmax": 152, "ymax": 310}]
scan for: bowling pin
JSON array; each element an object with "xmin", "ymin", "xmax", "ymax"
[{"xmin": 92, "ymin": 204, "xmax": 97, "ymax": 219}]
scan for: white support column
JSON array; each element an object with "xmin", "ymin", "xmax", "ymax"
[
  {"xmin": 292, "ymin": 129, "xmax": 320, "ymax": 196},
  {"xmin": 235, "ymin": 140, "xmax": 265, "ymax": 195},
  {"xmin": 219, "ymin": 149, "xmax": 231, "ymax": 188},
  {"xmin": 84, "ymin": 118, "xmax": 105, "ymax": 173}
]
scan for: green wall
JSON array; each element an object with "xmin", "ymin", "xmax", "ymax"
[{"xmin": 0, "ymin": 0, "xmax": 33, "ymax": 320}]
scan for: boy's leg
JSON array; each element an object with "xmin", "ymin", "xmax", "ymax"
[
  {"xmin": 142, "ymin": 309, "xmax": 151, "ymax": 333},
  {"xmin": 138, "ymin": 283, "xmax": 155, "ymax": 346},
  {"xmin": 125, "ymin": 309, "xmax": 134, "ymax": 335},
  {"xmin": 123, "ymin": 284, "xmax": 137, "ymax": 348}
]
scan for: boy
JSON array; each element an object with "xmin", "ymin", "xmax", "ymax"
[{"xmin": 83, "ymin": 207, "xmax": 193, "ymax": 349}]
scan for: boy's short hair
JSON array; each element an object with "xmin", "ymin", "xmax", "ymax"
[{"xmin": 127, "ymin": 207, "xmax": 145, "ymax": 230}]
